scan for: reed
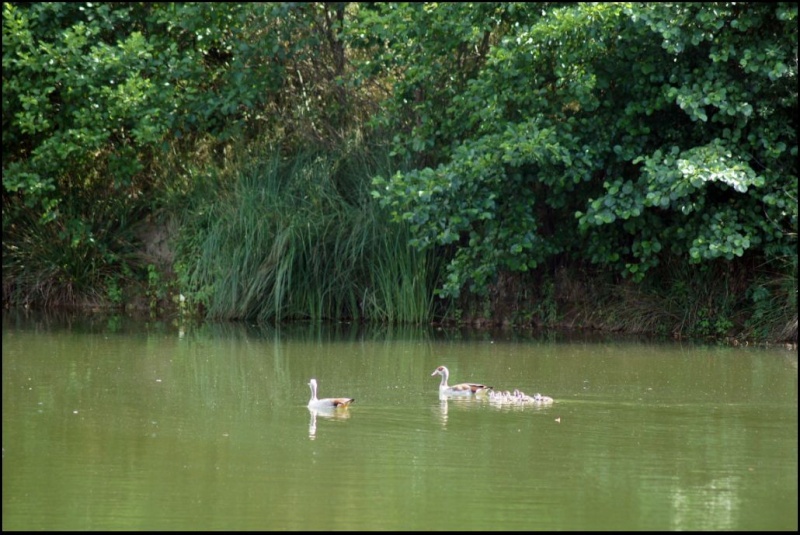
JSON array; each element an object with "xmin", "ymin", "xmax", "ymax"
[
  {"xmin": 367, "ymin": 222, "xmax": 443, "ymax": 323},
  {"xmin": 175, "ymin": 144, "xmax": 443, "ymax": 324}
]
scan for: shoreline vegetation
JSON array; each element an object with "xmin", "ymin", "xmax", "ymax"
[{"xmin": 3, "ymin": 4, "xmax": 796, "ymax": 346}]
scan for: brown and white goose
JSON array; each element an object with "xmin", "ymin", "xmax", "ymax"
[
  {"xmin": 307, "ymin": 378, "xmax": 355, "ymax": 410},
  {"xmin": 431, "ymin": 365, "xmax": 492, "ymax": 397}
]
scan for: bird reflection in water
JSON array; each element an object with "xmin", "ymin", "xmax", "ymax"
[
  {"xmin": 438, "ymin": 398, "xmax": 449, "ymax": 427},
  {"xmin": 308, "ymin": 407, "xmax": 351, "ymax": 440},
  {"xmin": 436, "ymin": 396, "xmax": 485, "ymax": 428}
]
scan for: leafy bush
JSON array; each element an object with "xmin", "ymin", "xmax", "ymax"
[{"xmin": 368, "ymin": 3, "xmax": 797, "ymax": 299}]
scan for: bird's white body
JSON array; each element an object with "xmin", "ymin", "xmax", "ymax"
[
  {"xmin": 431, "ymin": 365, "xmax": 492, "ymax": 397},
  {"xmin": 307, "ymin": 378, "xmax": 354, "ymax": 410}
]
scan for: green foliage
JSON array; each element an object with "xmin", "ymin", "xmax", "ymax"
[
  {"xmin": 145, "ymin": 263, "xmax": 169, "ymax": 316},
  {"xmin": 105, "ymin": 276, "xmax": 124, "ymax": 306},
  {"xmin": 3, "ymin": 2, "xmax": 377, "ymax": 227},
  {"xmin": 349, "ymin": 2, "xmax": 530, "ymax": 163},
  {"xmin": 3, "ymin": 2, "xmax": 795, "ymax": 341},
  {"xmin": 3, "ymin": 2, "xmax": 377, "ymax": 310},
  {"xmin": 369, "ymin": 2, "xmax": 797, "ymax": 298},
  {"xmin": 175, "ymin": 144, "xmax": 441, "ymax": 323},
  {"xmin": 744, "ymin": 255, "xmax": 798, "ymax": 341},
  {"xmin": 2, "ymin": 200, "xmax": 140, "ymax": 307}
]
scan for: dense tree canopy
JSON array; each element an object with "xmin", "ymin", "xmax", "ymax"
[
  {"xmin": 368, "ymin": 2, "xmax": 797, "ymax": 297},
  {"xmin": 2, "ymin": 2, "xmax": 354, "ymax": 224},
  {"xmin": 2, "ymin": 2, "xmax": 797, "ymax": 335}
]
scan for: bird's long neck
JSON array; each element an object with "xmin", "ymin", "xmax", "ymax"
[
  {"xmin": 439, "ymin": 370, "xmax": 449, "ymax": 388},
  {"xmin": 309, "ymin": 383, "xmax": 318, "ymax": 402}
]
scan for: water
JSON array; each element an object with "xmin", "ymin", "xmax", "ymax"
[{"xmin": 2, "ymin": 311, "xmax": 797, "ymax": 530}]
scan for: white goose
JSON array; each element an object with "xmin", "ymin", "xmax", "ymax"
[
  {"xmin": 307, "ymin": 378, "xmax": 354, "ymax": 410},
  {"xmin": 431, "ymin": 365, "xmax": 492, "ymax": 397}
]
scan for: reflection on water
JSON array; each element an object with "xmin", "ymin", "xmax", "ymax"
[
  {"xmin": 437, "ymin": 398, "xmax": 448, "ymax": 427},
  {"xmin": 307, "ymin": 407, "xmax": 351, "ymax": 440},
  {"xmin": 2, "ymin": 311, "xmax": 797, "ymax": 531},
  {"xmin": 671, "ymin": 475, "xmax": 741, "ymax": 530},
  {"xmin": 435, "ymin": 395, "xmax": 500, "ymax": 427}
]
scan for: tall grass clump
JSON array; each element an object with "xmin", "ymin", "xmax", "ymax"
[
  {"xmin": 366, "ymin": 221, "xmax": 445, "ymax": 323},
  {"xmin": 2, "ymin": 198, "xmax": 143, "ymax": 309},
  {"xmin": 744, "ymin": 254, "xmax": 798, "ymax": 342},
  {"xmin": 174, "ymin": 143, "xmax": 444, "ymax": 324}
]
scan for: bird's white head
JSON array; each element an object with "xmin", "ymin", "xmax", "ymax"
[{"xmin": 431, "ymin": 365, "xmax": 448, "ymax": 377}]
